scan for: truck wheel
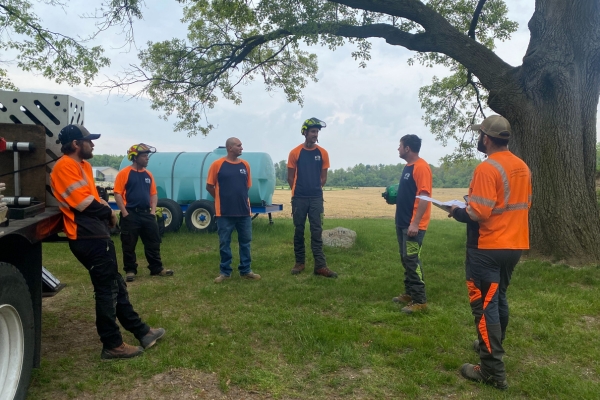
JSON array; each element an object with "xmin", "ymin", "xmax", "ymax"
[
  {"xmin": 0, "ymin": 262, "xmax": 34, "ymax": 400},
  {"xmin": 157, "ymin": 199, "xmax": 183, "ymax": 233},
  {"xmin": 185, "ymin": 200, "xmax": 217, "ymax": 233}
]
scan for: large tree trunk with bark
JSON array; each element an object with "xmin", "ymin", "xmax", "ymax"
[{"xmin": 488, "ymin": 0, "xmax": 600, "ymax": 264}]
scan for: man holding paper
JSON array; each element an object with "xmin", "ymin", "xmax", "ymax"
[
  {"xmin": 449, "ymin": 115, "xmax": 532, "ymax": 390},
  {"xmin": 392, "ymin": 134, "xmax": 432, "ymax": 314}
]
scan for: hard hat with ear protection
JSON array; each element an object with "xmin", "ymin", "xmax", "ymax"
[
  {"xmin": 127, "ymin": 143, "xmax": 156, "ymax": 161},
  {"xmin": 301, "ymin": 118, "xmax": 326, "ymax": 134}
]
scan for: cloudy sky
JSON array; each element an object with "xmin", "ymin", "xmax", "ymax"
[{"xmin": 6, "ymin": 1, "xmax": 586, "ymax": 169}]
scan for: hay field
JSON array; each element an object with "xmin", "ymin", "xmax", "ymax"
[{"xmin": 271, "ymin": 187, "xmax": 468, "ymax": 220}]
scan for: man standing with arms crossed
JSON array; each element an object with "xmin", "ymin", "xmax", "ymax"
[
  {"xmin": 114, "ymin": 143, "xmax": 173, "ymax": 282},
  {"xmin": 207, "ymin": 137, "xmax": 261, "ymax": 283},
  {"xmin": 287, "ymin": 118, "xmax": 337, "ymax": 278},
  {"xmin": 449, "ymin": 115, "xmax": 532, "ymax": 390},
  {"xmin": 392, "ymin": 134, "xmax": 432, "ymax": 314},
  {"xmin": 50, "ymin": 125, "xmax": 165, "ymax": 360}
]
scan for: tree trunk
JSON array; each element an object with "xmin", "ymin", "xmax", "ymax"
[{"xmin": 488, "ymin": 0, "xmax": 600, "ymax": 264}]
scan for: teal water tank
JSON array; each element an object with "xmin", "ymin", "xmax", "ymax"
[{"xmin": 119, "ymin": 147, "xmax": 276, "ymax": 205}]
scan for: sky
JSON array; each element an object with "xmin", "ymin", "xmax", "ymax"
[{"xmin": 5, "ymin": 1, "xmax": 589, "ymax": 169}]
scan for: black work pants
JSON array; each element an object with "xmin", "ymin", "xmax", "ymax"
[
  {"xmin": 292, "ymin": 196, "xmax": 326, "ymax": 269},
  {"xmin": 69, "ymin": 238, "xmax": 150, "ymax": 349},
  {"xmin": 120, "ymin": 210, "xmax": 163, "ymax": 275},
  {"xmin": 465, "ymin": 247, "xmax": 521, "ymax": 382}
]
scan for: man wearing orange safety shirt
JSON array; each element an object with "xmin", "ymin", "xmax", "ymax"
[
  {"xmin": 50, "ymin": 125, "xmax": 165, "ymax": 360},
  {"xmin": 392, "ymin": 134, "xmax": 432, "ymax": 314},
  {"xmin": 449, "ymin": 115, "xmax": 532, "ymax": 390}
]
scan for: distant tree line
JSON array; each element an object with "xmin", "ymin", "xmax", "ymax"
[
  {"xmin": 274, "ymin": 159, "xmax": 479, "ymax": 188},
  {"xmin": 89, "ymin": 154, "xmax": 124, "ymax": 170}
]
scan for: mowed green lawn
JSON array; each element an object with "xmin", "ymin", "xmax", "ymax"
[{"xmin": 29, "ymin": 218, "xmax": 600, "ymax": 399}]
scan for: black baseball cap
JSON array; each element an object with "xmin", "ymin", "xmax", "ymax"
[{"xmin": 58, "ymin": 124, "xmax": 101, "ymax": 145}]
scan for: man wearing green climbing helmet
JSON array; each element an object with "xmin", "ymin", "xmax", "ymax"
[{"xmin": 286, "ymin": 117, "xmax": 338, "ymax": 278}]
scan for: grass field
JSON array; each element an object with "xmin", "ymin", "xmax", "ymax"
[
  {"xmin": 271, "ymin": 188, "xmax": 468, "ymax": 220},
  {"xmin": 28, "ymin": 212, "xmax": 600, "ymax": 399}
]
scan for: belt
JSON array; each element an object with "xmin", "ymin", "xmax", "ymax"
[{"xmin": 126, "ymin": 207, "xmax": 151, "ymax": 213}]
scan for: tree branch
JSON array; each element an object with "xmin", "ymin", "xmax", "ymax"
[{"xmin": 468, "ymin": 0, "xmax": 488, "ymax": 40}]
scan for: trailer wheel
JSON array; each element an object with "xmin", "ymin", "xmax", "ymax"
[
  {"xmin": 185, "ymin": 200, "xmax": 217, "ymax": 233},
  {"xmin": 157, "ymin": 199, "xmax": 183, "ymax": 233},
  {"xmin": 0, "ymin": 262, "xmax": 34, "ymax": 400}
]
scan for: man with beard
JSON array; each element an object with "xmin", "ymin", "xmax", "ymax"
[
  {"xmin": 448, "ymin": 115, "xmax": 532, "ymax": 390},
  {"xmin": 50, "ymin": 125, "xmax": 165, "ymax": 360},
  {"xmin": 392, "ymin": 134, "xmax": 432, "ymax": 314},
  {"xmin": 287, "ymin": 118, "xmax": 337, "ymax": 278},
  {"xmin": 114, "ymin": 143, "xmax": 173, "ymax": 282}
]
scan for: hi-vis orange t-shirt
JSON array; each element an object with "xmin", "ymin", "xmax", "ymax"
[
  {"xmin": 454, "ymin": 150, "xmax": 532, "ymax": 249},
  {"xmin": 50, "ymin": 156, "xmax": 112, "ymax": 240}
]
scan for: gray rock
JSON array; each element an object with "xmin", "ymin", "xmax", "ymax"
[{"xmin": 322, "ymin": 227, "xmax": 357, "ymax": 248}]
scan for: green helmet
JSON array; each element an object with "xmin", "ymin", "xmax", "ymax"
[{"xmin": 301, "ymin": 117, "xmax": 327, "ymax": 134}]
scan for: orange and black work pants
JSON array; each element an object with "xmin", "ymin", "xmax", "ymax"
[{"xmin": 465, "ymin": 247, "xmax": 521, "ymax": 381}]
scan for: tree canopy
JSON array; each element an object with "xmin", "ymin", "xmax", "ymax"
[
  {"xmin": 109, "ymin": 0, "xmax": 518, "ymax": 145},
  {"xmin": 0, "ymin": 0, "xmax": 143, "ymax": 89}
]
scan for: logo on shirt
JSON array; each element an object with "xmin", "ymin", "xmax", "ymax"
[
  {"xmin": 145, "ymin": 178, "xmax": 151, "ymax": 184},
  {"xmin": 403, "ymin": 173, "xmax": 410, "ymax": 180},
  {"xmin": 315, "ymin": 155, "xmax": 321, "ymax": 161},
  {"xmin": 240, "ymin": 169, "xmax": 247, "ymax": 175}
]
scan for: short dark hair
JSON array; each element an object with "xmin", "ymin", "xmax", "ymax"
[
  {"xmin": 60, "ymin": 140, "xmax": 81, "ymax": 155},
  {"xmin": 400, "ymin": 134, "xmax": 422, "ymax": 153},
  {"xmin": 486, "ymin": 134, "xmax": 509, "ymax": 147}
]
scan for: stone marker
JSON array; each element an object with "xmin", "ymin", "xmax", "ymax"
[{"xmin": 322, "ymin": 227, "xmax": 357, "ymax": 248}]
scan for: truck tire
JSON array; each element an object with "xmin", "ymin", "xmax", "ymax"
[
  {"xmin": 0, "ymin": 262, "xmax": 34, "ymax": 400},
  {"xmin": 157, "ymin": 199, "xmax": 183, "ymax": 233},
  {"xmin": 185, "ymin": 200, "xmax": 217, "ymax": 233}
]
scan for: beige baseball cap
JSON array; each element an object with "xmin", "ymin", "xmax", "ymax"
[{"xmin": 471, "ymin": 115, "xmax": 511, "ymax": 139}]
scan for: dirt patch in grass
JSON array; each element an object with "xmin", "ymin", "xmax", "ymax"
[
  {"xmin": 271, "ymin": 188, "xmax": 468, "ymax": 220},
  {"xmin": 69, "ymin": 368, "xmax": 276, "ymax": 399}
]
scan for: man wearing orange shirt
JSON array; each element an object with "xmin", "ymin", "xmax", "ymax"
[
  {"xmin": 207, "ymin": 137, "xmax": 261, "ymax": 283},
  {"xmin": 50, "ymin": 125, "xmax": 165, "ymax": 360},
  {"xmin": 114, "ymin": 143, "xmax": 173, "ymax": 282},
  {"xmin": 392, "ymin": 134, "xmax": 432, "ymax": 314},
  {"xmin": 287, "ymin": 118, "xmax": 337, "ymax": 278},
  {"xmin": 449, "ymin": 115, "xmax": 532, "ymax": 390}
]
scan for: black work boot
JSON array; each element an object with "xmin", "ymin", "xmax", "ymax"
[
  {"xmin": 140, "ymin": 327, "xmax": 166, "ymax": 349},
  {"xmin": 460, "ymin": 363, "xmax": 508, "ymax": 390}
]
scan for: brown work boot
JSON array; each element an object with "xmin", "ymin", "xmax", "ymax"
[
  {"xmin": 125, "ymin": 272, "xmax": 136, "ymax": 282},
  {"xmin": 214, "ymin": 274, "xmax": 231, "ymax": 283},
  {"xmin": 291, "ymin": 263, "xmax": 305, "ymax": 275},
  {"xmin": 314, "ymin": 266, "xmax": 338, "ymax": 278},
  {"xmin": 392, "ymin": 293, "xmax": 412, "ymax": 304},
  {"xmin": 101, "ymin": 342, "xmax": 144, "ymax": 360},
  {"xmin": 401, "ymin": 301, "xmax": 427, "ymax": 314},
  {"xmin": 151, "ymin": 268, "xmax": 174, "ymax": 277},
  {"xmin": 460, "ymin": 363, "xmax": 508, "ymax": 390},
  {"xmin": 241, "ymin": 272, "xmax": 261, "ymax": 280},
  {"xmin": 140, "ymin": 327, "xmax": 166, "ymax": 349}
]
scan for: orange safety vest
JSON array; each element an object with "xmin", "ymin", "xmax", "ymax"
[{"xmin": 465, "ymin": 151, "xmax": 532, "ymax": 249}]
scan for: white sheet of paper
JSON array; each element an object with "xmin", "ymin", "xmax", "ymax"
[{"xmin": 416, "ymin": 195, "xmax": 467, "ymax": 209}]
